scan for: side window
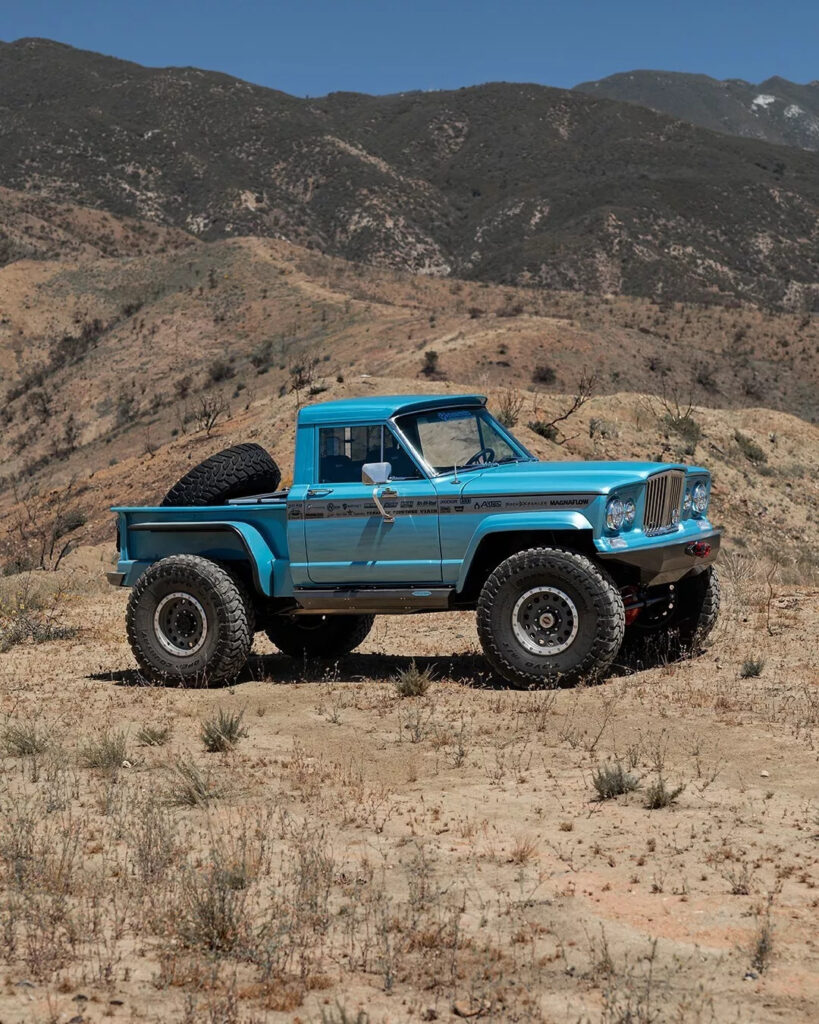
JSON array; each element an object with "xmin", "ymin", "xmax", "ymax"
[
  {"xmin": 384, "ymin": 428, "xmax": 423, "ymax": 480},
  {"xmin": 317, "ymin": 426, "xmax": 424, "ymax": 483},
  {"xmin": 318, "ymin": 425, "xmax": 383, "ymax": 483}
]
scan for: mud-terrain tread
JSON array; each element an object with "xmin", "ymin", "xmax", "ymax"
[
  {"xmin": 619, "ymin": 566, "xmax": 721, "ymax": 670},
  {"xmin": 218, "ymin": 563, "xmax": 257, "ymax": 636},
  {"xmin": 126, "ymin": 554, "xmax": 252, "ymax": 685},
  {"xmin": 477, "ymin": 547, "xmax": 625, "ymax": 689},
  {"xmin": 678, "ymin": 566, "xmax": 721, "ymax": 645},
  {"xmin": 265, "ymin": 614, "xmax": 375, "ymax": 659},
  {"xmin": 161, "ymin": 443, "xmax": 281, "ymax": 506}
]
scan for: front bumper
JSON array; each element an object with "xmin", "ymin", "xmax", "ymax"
[{"xmin": 597, "ymin": 526, "xmax": 722, "ymax": 585}]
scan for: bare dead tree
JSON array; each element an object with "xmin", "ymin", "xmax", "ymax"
[
  {"xmin": 529, "ymin": 373, "xmax": 596, "ymax": 445},
  {"xmin": 194, "ymin": 394, "xmax": 230, "ymax": 436},
  {"xmin": 2, "ymin": 480, "xmax": 87, "ymax": 572}
]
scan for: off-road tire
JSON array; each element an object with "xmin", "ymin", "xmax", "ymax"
[
  {"xmin": 620, "ymin": 566, "xmax": 720, "ymax": 669},
  {"xmin": 477, "ymin": 547, "xmax": 625, "ymax": 689},
  {"xmin": 126, "ymin": 555, "xmax": 252, "ymax": 686},
  {"xmin": 265, "ymin": 614, "xmax": 375, "ymax": 659},
  {"xmin": 677, "ymin": 566, "xmax": 721, "ymax": 646},
  {"xmin": 161, "ymin": 443, "xmax": 281, "ymax": 506}
]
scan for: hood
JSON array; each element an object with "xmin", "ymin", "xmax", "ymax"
[{"xmin": 458, "ymin": 460, "xmax": 693, "ymax": 496}]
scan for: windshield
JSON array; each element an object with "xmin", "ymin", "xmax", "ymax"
[{"xmin": 395, "ymin": 407, "xmax": 531, "ymax": 474}]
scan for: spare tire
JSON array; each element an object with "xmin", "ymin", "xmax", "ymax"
[{"xmin": 161, "ymin": 443, "xmax": 281, "ymax": 506}]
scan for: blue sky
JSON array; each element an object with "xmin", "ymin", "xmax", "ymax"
[{"xmin": 2, "ymin": 0, "xmax": 816, "ymax": 96}]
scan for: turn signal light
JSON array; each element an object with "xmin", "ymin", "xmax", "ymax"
[{"xmin": 684, "ymin": 542, "xmax": 711, "ymax": 558}]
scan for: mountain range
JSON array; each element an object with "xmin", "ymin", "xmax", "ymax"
[
  {"xmin": 574, "ymin": 70, "xmax": 819, "ymax": 151},
  {"xmin": 1, "ymin": 38, "xmax": 818, "ymax": 309}
]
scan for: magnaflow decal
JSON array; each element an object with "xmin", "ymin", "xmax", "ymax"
[
  {"xmin": 439, "ymin": 494, "xmax": 596, "ymax": 513},
  {"xmin": 289, "ymin": 493, "xmax": 596, "ymax": 520}
]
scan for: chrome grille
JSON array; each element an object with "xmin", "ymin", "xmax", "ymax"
[{"xmin": 644, "ymin": 470, "xmax": 684, "ymax": 536}]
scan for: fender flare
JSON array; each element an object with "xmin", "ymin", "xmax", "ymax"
[
  {"xmin": 455, "ymin": 511, "xmax": 593, "ymax": 592},
  {"xmin": 129, "ymin": 520, "xmax": 275, "ymax": 595}
]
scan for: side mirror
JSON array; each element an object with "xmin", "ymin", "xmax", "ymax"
[{"xmin": 362, "ymin": 462, "xmax": 392, "ymax": 486}]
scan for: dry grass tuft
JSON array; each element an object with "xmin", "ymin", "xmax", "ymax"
[
  {"xmin": 136, "ymin": 722, "xmax": 172, "ymax": 746},
  {"xmin": 79, "ymin": 729, "xmax": 128, "ymax": 776},
  {"xmin": 201, "ymin": 709, "xmax": 248, "ymax": 752},
  {"xmin": 1, "ymin": 718, "xmax": 50, "ymax": 757},
  {"xmin": 393, "ymin": 660, "xmax": 435, "ymax": 698},
  {"xmin": 167, "ymin": 758, "xmax": 222, "ymax": 806}
]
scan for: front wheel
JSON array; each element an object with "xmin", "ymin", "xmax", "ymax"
[
  {"xmin": 264, "ymin": 614, "xmax": 375, "ymax": 659},
  {"xmin": 477, "ymin": 548, "xmax": 625, "ymax": 689},
  {"xmin": 621, "ymin": 566, "xmax": 721, "ymax": 669},
  {"xmin": 126, "ymin": 555, "xmax": 253, "ymax": 686}
]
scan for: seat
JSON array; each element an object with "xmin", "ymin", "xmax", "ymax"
[{"xmin": 320, "ymin": 454, "xmax": 355, "ymax": 483}]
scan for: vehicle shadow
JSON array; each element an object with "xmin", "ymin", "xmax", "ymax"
[
  {"xmin": 90, "ymin": 651, "xmax": 500, "ymax": 689},
  {"xmin": 89, "ymin": 647, "xmax": 694, "ymax": 690}
]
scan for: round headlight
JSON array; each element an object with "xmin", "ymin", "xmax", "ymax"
[
  {"xmin": 606, "ymin": 497, "xmax": 625, "ymax": 531},
  {"xmin": 623, "ymin": 498, "xmax": 636, "ymax": 526},
  {"xmin": 691, "ymin": 481, "xmax": 708, "ymax": 515}
]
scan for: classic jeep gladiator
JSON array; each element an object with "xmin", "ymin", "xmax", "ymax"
[{"xmin": 109, "ymin": 394, "xmax": 721, "ymax": 688}]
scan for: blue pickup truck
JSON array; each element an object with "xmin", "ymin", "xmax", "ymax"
[{"xmin": 109, "ymin": 393, "xmax": 721, "ymax": 688}]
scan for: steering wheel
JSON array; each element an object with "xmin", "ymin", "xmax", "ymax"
[{"xmin": 465, "ymin": 446, "xmax": 495, "ymax": 467}]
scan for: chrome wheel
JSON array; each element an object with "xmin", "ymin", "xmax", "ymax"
[
  {"xmin": 512, "ymin": 586, "xmax": 578, "ymax": 656},
  {"xmin": 154, "ymin": 592, "xmax": 208, "ymax": 656}
]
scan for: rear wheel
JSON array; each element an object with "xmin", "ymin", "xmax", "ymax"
[
  {"xmin": 264, "ymin": 614, "xmax": 375, "ymax": 659},
  {"xmin": 126, "ymin": 555, "xmax": 252, "ymax": 686},
  {"xmin": 477, "ymin": 548, "xmax": 625, "ymax": 689}
]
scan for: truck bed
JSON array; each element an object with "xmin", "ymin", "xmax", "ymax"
[{"xmin": 112, "ymin": 498, "xmax": 291, "ymax": 596}]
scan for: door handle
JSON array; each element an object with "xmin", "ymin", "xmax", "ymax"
[
  {"xmin": 306, "ymin": 487, "xmax": 333, "ymax": 497},
  {"xmin": 372, "ymin": 486, "xmax": 397, "ymax": 522}
]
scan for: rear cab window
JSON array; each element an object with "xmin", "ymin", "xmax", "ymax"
[{"xmin": 318, "ymin": 425, "xmax": 422, "ymax": 483}]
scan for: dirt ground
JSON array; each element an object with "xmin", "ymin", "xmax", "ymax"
[{"xmin": 0, "ymin": 546, "xmax": 817, "ymax": 1024}]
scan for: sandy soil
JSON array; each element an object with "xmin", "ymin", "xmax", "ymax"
[{"xmin": 0, "ymin": 545, "xmax": 817, "ymax": 1024}]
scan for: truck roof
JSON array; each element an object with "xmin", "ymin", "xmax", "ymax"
[{"xmin": 297, "ymin": 393, "xmax": 487, "ymax": 425}]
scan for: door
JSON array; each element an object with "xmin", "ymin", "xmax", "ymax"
[{"xmin": 304, "ymin": 424, "xmax": 442, "ymax": 584}]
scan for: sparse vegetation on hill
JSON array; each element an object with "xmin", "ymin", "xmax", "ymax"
[{"xmin": 2, "ymin": 39, "xmax": 819, "ymax": 308}]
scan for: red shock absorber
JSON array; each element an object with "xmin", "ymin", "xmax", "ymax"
[{"xmin": 621, "ymin": 585, "xmax": 641, "ymax": 626}]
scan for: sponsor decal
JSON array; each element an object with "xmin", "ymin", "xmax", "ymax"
[{"xmin": 288, "ymin": 492, "xmax": 596, "ymax": 520}]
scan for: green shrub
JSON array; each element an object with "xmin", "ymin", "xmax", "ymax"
[
  {"xmin": 740, "ymin": 657, "xmax": 765, "ymax": 679},
  {"xmin": 644, "ymin": 775, "xmax": 684, "ymax": 809},
  {"xmin": 532, "ymin": 364, "xmax": 556, "ymax": 385},
  {"xmin": 664, "ymin": 412, "xmax": 701, "ymax": 443},
  {"xmin": 528, "ymin": 420, "xmax": 558, "ymax": 441},
  {"xmin": 592, "ymin": 762, "xmax": 639, "ymax": 800},
  {"xmin": 734, "ymin": 431, "xmax": 767, "ymax": 464},
  {"xmin": 421, "ymin": 350, "xmax": 439, "ymax": 377}
]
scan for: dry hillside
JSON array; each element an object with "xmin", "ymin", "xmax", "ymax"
[
  {"xmin": 3, "ymin": 38, "xmax": 819, "ymax": 307},
  {"xmin": 0, "ymin": 201, "xmax": 817, "ymax": 1024}
]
